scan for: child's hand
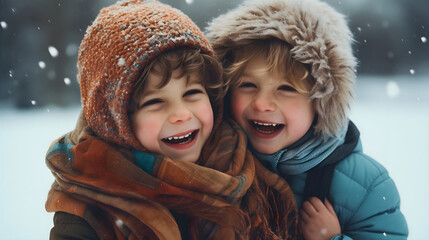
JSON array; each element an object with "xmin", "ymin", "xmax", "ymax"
[{"xmin": 300, "ymin": 197, "xmax": 341, "ymax": 240}]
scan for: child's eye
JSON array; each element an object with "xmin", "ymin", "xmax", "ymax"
[
  {"xmin": 183, "ymin": 89, "xmax": 203, "ymax": 97},
  {"xmin": 140, "ymin": 98, "xmax": 163, "ymax": 108},
  {"xmin": 278, "ymin": 85, "xmax": 297, "ymax": 92},
  {"xmin": 238, "ymin": 82, "xmax": 257, "ymax": 88}
]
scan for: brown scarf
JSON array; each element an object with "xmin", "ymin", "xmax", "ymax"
[{"xmin": 45, "ymin": 113, "xmax": 299, "ymax": 239}]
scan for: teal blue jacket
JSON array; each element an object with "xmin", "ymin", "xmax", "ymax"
[{"xmin": 285, "ymin": 140, "xmax": 408, "ymax": 239}]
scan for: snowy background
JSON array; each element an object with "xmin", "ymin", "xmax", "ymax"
[
  {"xmin": 1, "ymin": 0, "xmax": 429, "ymax": 239},
  {"xmin": 1, "ymin": 78, "xmax": 428, "ymax": 240}
]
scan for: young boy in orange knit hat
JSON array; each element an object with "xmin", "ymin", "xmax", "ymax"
[
  {"xmin": 45, "ymin": 1, "xmax": 299, "ymax": 239},
  {"xmin": 207, "ymin": 0, "xmax": 408, "ymax": 239}
]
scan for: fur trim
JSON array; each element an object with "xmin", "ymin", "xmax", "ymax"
[
  {"xmin": 78, "ymin": 0, "xmax": 213, "ymax": 150},
  {"xmin": 206, "ymin": 0, "xmax": 357, "ymax": 139}
]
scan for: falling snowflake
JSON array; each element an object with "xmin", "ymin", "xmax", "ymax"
[
  {"xmin": 118, "ymin": 58, "xmax": 126, "ymax": 67},
  {"xmin": 64, "ymin": 77, "xmax": 71, "ymax": 85},
  {"xmin": 9, "ymin": 70, "xmax": 13, "ymax": 77},
  {"xmin": 408, "ymin": 51, "xmax": 412, "ymax": 55},
  {"xmin": 38, "ymin": 61, "xmax": 46, "ymax": 69},
  {"xmin": 357, "ymin": 27, "xmax": 362, "ymax": 32},
  {"xmin": 31, "ymin": 100, "xmax": 37, "ymax": 105},
  {"xmin": 115, "ymin": 219, "xmax": 124, "ymax": 227},
  {"xmin": 185, "ymin": 0, "xmax": 194, "ymax": 4},
  {"xmin": 1, "ymin": 21, "xmax": 7, "ymax": 29},
  {"xmin": 386, "ymin": 81, "xmax": 400, "ymax": 98},
  {"xmin": 421, "ymin": 37, "xmax": 427, "ymax": 43},
  {"xmin": 410, "ymin": 69, "xmax": 415, "ymax": 75},
  {"xmin": 48, "ymin": 46, "xmax": 59, "ymax": 58}
]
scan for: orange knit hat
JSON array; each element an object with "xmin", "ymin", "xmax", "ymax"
[{"xmin": 78, "ymin": 0, "xmax": 213, "ymax": 150}]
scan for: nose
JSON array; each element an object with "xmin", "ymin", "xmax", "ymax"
[
  {"xmin": 252, "ymin": 92, "xmax": 276, "ymax": 112},
  {"xmin": 168, "ymin": 103, "xmax": 192, "ymax": 124}
]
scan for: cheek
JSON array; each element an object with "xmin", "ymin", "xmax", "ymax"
[
  {"xmin": 230, "ymin": 93, "xmax": 247, "ymax": 122},
  {"xmin": 194, "ymin": 99, "xmax": 214, "ymax": 131},
  {"xmin": 296, "ymin": 99, "xmax": 315, "ymax": 121},
  {"xmin": 282, "ymin": 99, "xmax": 315, "ymax": 127},
  {"xmin": 132, "ymin": 113, "xmax": 163, "ymax": 147}
]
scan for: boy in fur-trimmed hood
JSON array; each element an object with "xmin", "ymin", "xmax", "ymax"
[{"xmin": 206, "ymin": 0, "xmax": 408, "ymax": 239}]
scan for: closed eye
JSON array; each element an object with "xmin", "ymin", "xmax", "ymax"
[
  {"xmin": 140, "ymin": 98, "xmax": 163, "ymax": 108},
  {"xmin": 183, "ymin": 89, "xmax": 203, "ymax": 97},
  {"xmin": 278, "ymin": 85, "xmax": 297, "ymax": 92},
  {"xmin": 238, "ymin": 82, "xmax": 257, "ymax": 88}
]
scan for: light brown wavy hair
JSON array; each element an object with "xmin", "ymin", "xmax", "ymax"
[{"xmin": 221, "ymin": 38, "xmax": 315, "ymax": 114}]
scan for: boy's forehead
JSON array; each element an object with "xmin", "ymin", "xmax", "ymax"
[
  {"xmin": 242, "ymin": 60, "xmax": 286, "ymax": 79},
  {"xmin": 145, "ymin": 70, "xmax": 203, "ymax": 90}
]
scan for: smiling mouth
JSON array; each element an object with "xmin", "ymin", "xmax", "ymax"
[
  {"xmin": 162, "ymin": 130, "xmax": 198, "ymax": 145},
  {"xmin": 250, "ymin": 120, "xmax": 284, "ymax": 134}
]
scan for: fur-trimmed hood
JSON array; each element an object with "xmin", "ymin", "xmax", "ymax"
[{"xmin": 206, "ymin": 0, "xmax": 357, "ymax": 139}]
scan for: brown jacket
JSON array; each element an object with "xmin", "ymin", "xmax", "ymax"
[{"xmin": 50, "ymin": 211, "xmax": 191, "ymax": 240}]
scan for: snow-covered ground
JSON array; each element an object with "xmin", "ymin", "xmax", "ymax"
[{"xmin": 0, "ymin": 76, "xmax": 428, "ymax": 239}]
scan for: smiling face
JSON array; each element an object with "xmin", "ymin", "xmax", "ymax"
[
  {"xmin": 230, "ymin": 55, "xmax": 315, "ymax": 154},
  {"xmin": 129, "ymin": 69, "xmax": 214, "ymax": 163}
]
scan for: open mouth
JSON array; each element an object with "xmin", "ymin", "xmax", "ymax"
[
  {"xmin": 161, "ymin": 130, "xmax": 198, "ymax": 145},
  {"xmin": 250, "ymin": 120, "xmax": 284, "ymax": 134}
]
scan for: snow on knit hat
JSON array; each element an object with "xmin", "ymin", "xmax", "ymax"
[
  {"xmin": 78, "ymin": 0, "xmax": 213, "ymax": 150},
  {"xmin": 206, "ymin": 0, "xmax": 357, "ymax": 139}
]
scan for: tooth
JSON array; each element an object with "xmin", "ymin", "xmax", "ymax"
[
  {"xmin": 168, "ymin": 137, "xmax": 172, "ymax": 140},
  {"xmin": 174, "ymin": 137, "xmax": 178, "ymax": 139}
]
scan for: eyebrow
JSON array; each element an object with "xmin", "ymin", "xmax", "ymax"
[
  {"xmin": 186, "ymin": 75, "xmax": 204, "ymax": 86},
  {"xmin": 241, "ymin": 68, "xmax": 267, "ymax": 77},
  {"xmin": 240, "ymin": 71, "xmax": 256, "ymax": 78},
  {"xmin": 142, "ymin": 76, "xmax": 203, "ymax": 96},
  {"xmin": 141, "ymin": 89, "xmax": 157, "ymax": 97}
]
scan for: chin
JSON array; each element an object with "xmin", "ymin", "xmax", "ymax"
[
  {"xmin": 252, "ymin": 144, "xmax": 281, "ymax": 155},
  {"xmin": 176, "ymin": 154, "xmax": 199, "ymax": 163}
]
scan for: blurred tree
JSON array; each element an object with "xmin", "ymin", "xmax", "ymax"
[
  {"xmin": 0, "ymin": 0, "xmax": 428, "ymax": 108},
  {"xmin": 325, "ymin": 0, "xmax": 429, "ymax": 75}
]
